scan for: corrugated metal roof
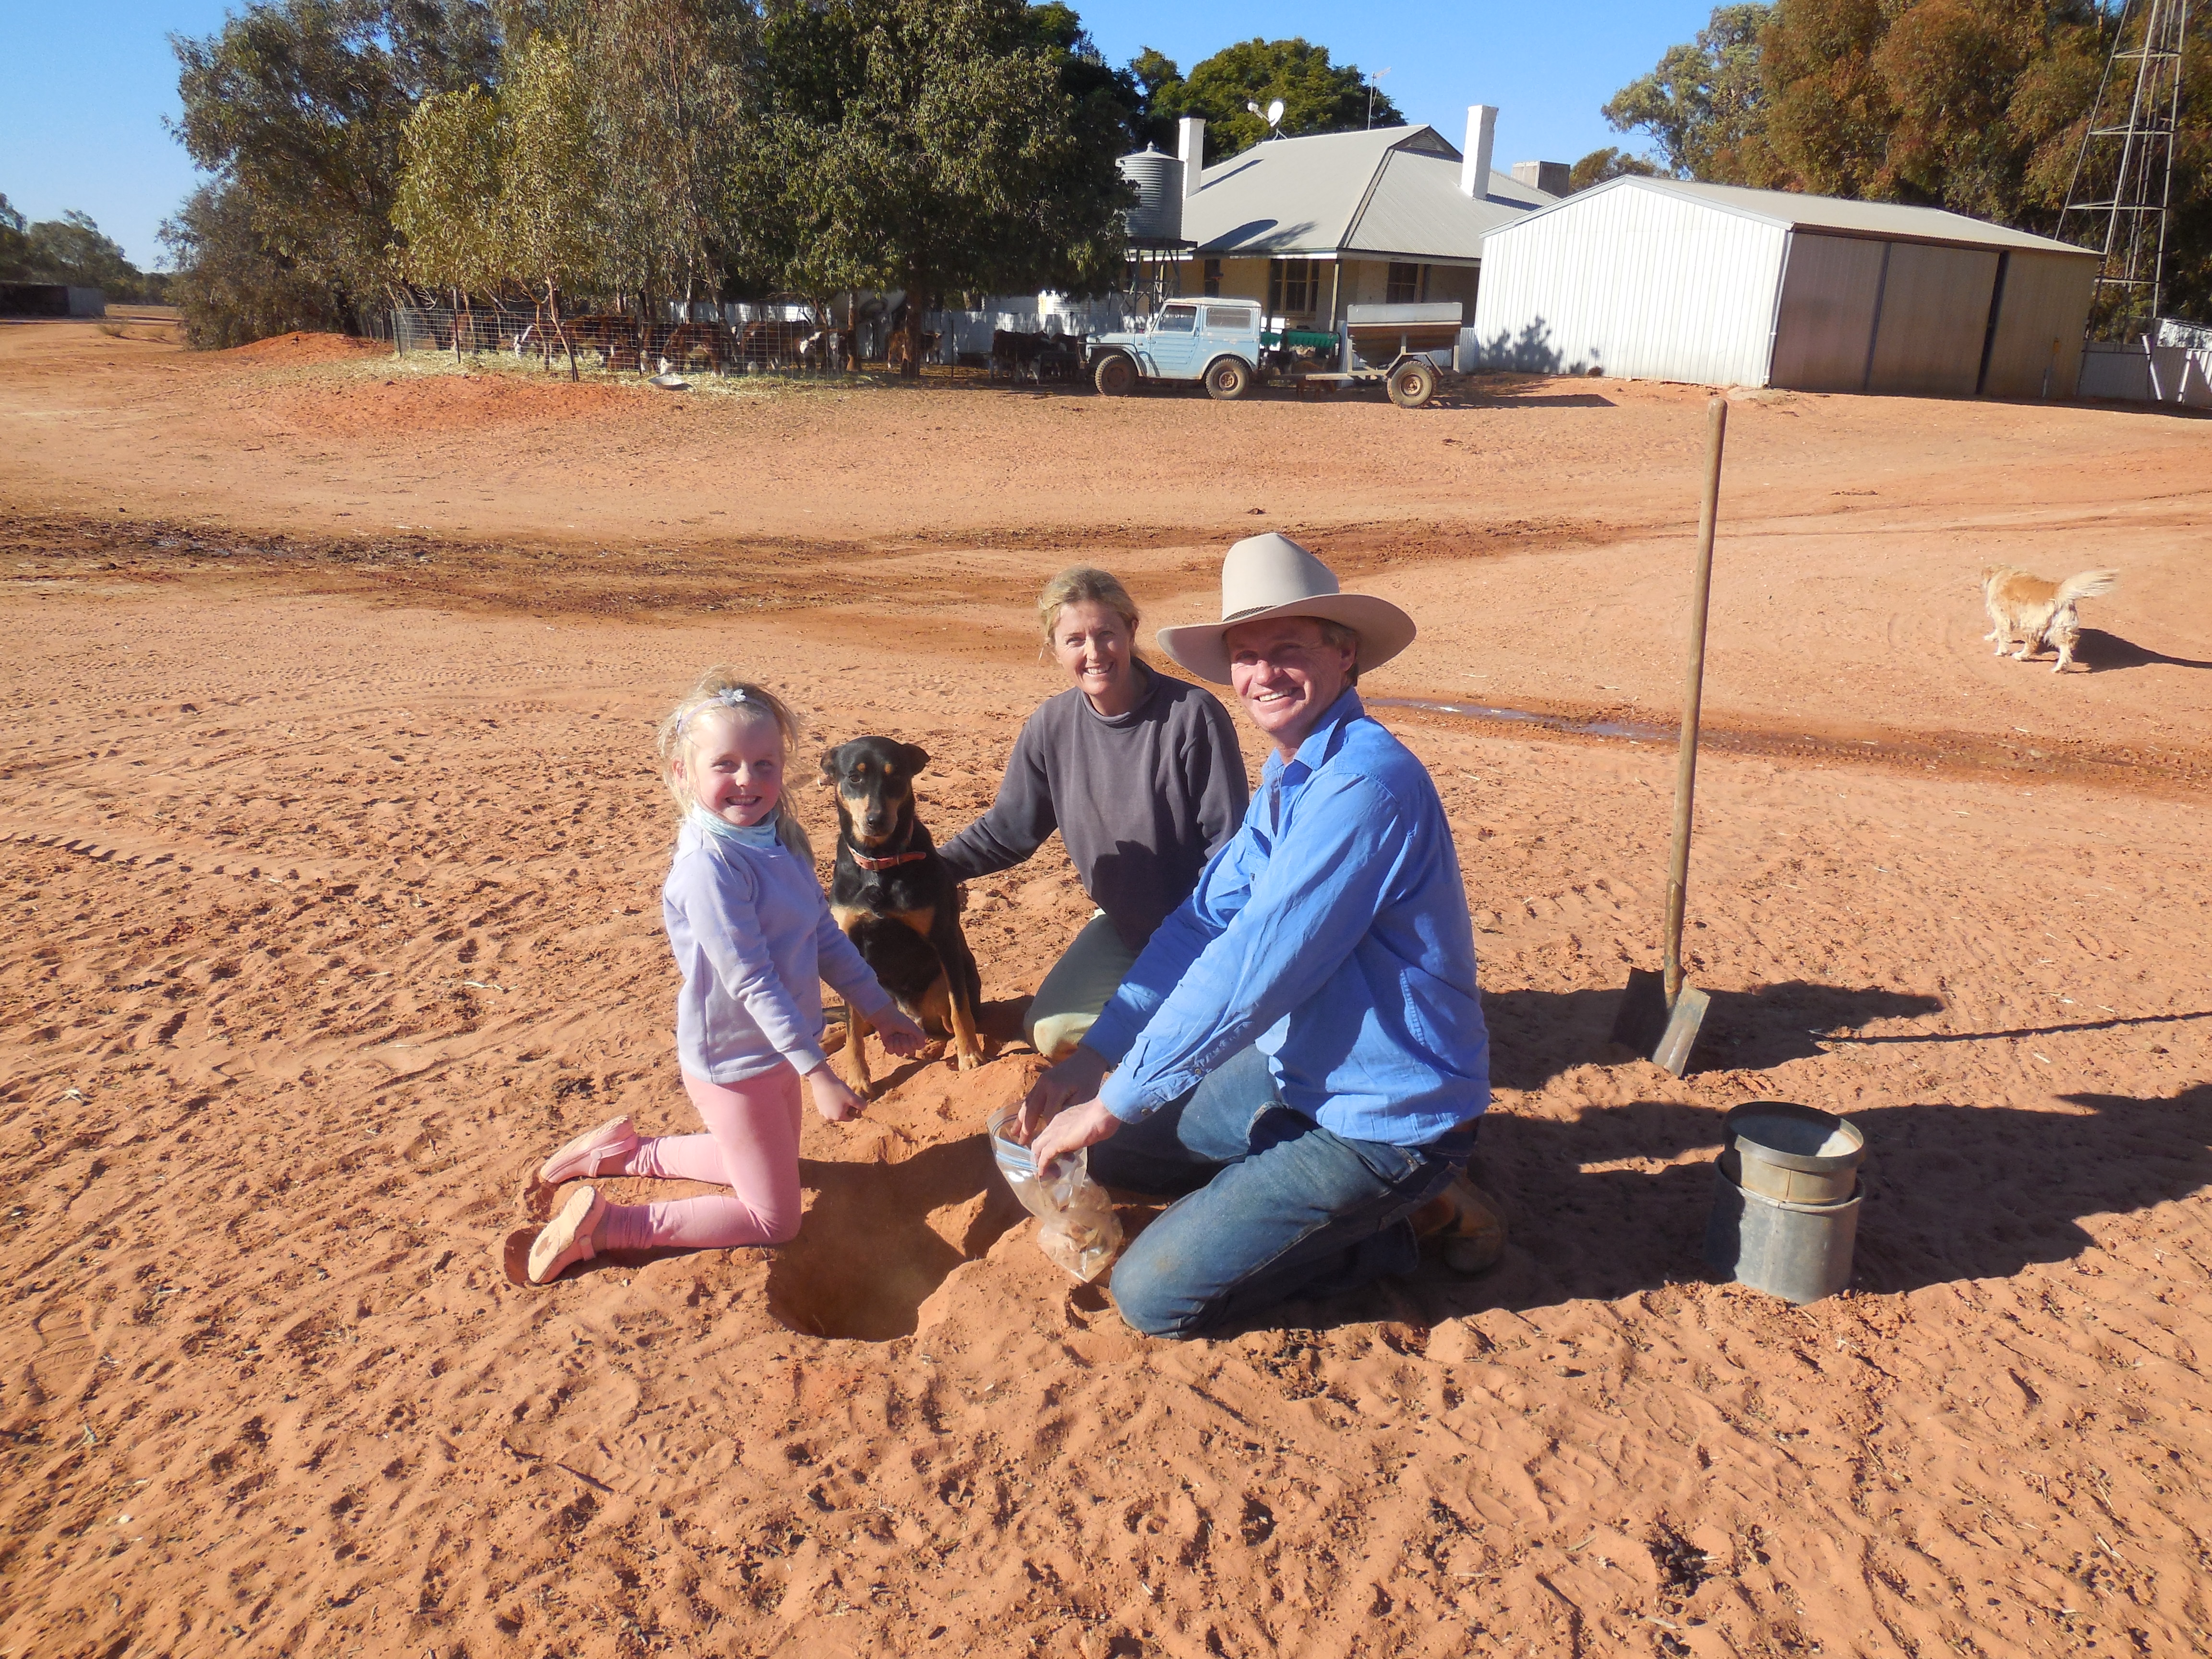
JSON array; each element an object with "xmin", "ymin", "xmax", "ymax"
[
  {"xmin": 1184, "ymin": 125, "xmax": 1552, "ymax": 261},
  {"xmin": 1527, "ymin": 177, "xmax": 2097, "ymax": 257}
]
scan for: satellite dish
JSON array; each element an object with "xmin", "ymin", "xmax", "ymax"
[{"xmin": 1266, "ymin": 99, "xmax": 1286, "ymax": 128}]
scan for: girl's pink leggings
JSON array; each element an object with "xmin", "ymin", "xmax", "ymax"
[{"xmin": 598, "ymin": 1067, "xmax": 805, "ymax": 1251}]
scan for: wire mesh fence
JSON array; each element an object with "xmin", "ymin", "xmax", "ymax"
[
  {"xmin": 377, "ymin": 293, "xmax": 1154, "ymax": 377},
  {"xmin": 385, "ymin": 303, "xmax": 862, "ymax": 374}
]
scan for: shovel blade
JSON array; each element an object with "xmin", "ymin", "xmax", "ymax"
[
  {"xmin": 1651, "ymin": 982, "xmax": 1711, "ymax": 1077},
  {"xmin": 1611, "ymin": 970, "xmax": 1711, "ymax": 1077}
]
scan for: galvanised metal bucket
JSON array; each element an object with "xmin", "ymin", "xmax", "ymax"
[{"xmin": 1705, "ymin": 1162, "xmax": 1861, "ymax": 1304}]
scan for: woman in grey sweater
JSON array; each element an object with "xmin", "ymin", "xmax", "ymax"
[{"xmin": 938, "ymin": 567, "xmax": 1249, "ymax": 1058}]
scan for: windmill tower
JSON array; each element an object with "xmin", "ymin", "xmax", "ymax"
[{"xmin": 2058, "ymin": 0, "xmax": 2192, "ymax": 340}]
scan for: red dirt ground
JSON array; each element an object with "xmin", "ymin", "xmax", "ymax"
[{"xmin": 2, "ymin": 319, "xmax": 2209, "ymax": 1659}]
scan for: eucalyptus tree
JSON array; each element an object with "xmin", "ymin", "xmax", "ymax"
[
  {"xmin": 169, "ymin": 0, "xmax": 499, "ymax": 341},
  {"xmin": 497, "ymin": 33, "xmax": 604, "ymax": 376},
  {"xmin": 391, "ymin": 84, "xmax": 502, "ymax": 355},
  {"xmin": 757, "ymin": 0, "xmax": 1131, "ymax": 377},
  {"xmin": 565, "ymin": 0, "xmax": 764, "ymax": 313}
]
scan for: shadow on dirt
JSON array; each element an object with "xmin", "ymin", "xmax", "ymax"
[
  {"xmin": 2070, "ymin": 628, "xmax": 2212, "ymax": 673},
  {"xmin": 1482, "ymin": 979, "xmax": 1944, "ymax": 1088},
  {"xmin": 1443, "ymin": 391, "xmax": 1617, "ymax": 410},
  {"xmin": 1275, "ymin": 1082, "xmax": 2212, "ymax": 1334}
]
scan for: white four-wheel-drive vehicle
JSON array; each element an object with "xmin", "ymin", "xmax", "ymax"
[
  {"xmin": 1085, "ymin": 300, "xmax": 1464, "ymax": 409},
  {"xmin": 1087, "ymin": 299, "xmax": 1266, "ymax": 400}
]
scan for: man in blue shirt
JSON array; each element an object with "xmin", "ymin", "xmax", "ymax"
[{"xmin": 1023, "ymin": 533, "xmax": 1503, "ymax": 1337}]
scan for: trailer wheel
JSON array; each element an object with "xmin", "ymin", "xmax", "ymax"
[
  {"xmin": 1093, "ymin": 353, "xmax": 1138, "ymax": 396},
  {"xmin": 1386, "ymin": 360, "xmax": 1436, "ymax": 409},
  {"xmin": 1204, "ymin": 357, "xmax": 1252, "ymax": 401}
]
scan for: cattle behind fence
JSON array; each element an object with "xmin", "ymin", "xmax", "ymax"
[
  {"xmin": 384, "ymin": 297, "xmax": 1150, "ymax": 377},
  {"xmin": 388, "ymin": 305, "xmax": 857, "ymax": 374}
]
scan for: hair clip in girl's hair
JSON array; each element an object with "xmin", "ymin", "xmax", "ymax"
[{"xmin": 679, "ymin": 686, "xmax": 754, "ymax": 735}]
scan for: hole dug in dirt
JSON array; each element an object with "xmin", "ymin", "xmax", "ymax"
[{"xmin": 768, "ymin": 1134, "xmax": 1026, "ymax": 1340}]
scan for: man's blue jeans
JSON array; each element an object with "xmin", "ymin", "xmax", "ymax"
[{"xmin": 1089, "ymin": 1046, "xmax": 1475, "ymax": 1338}]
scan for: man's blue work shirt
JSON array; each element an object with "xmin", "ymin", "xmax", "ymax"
[{"xmin": 1085, "ymin": 687, "xmax": 1490, "ymax": 1147}]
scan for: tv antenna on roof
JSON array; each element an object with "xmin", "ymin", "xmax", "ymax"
[
  {"xmin": 1246, "ymin": 97, "xmax": 1286, "ymax": 139},
  {"xmin": 1366, "ymin": 68, "xmax": 1392, "ymax": 129}
]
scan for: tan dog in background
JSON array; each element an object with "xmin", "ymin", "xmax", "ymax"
[{"xmin": 1980, "ymin": 565, "xmax": 2118, "ymax": 673}]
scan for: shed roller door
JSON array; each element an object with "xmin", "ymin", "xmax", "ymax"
[
  {"xmin": 1865, "ymin": 242, "xmax": 1998, "ymax": 396},
  {"xmin": 1770, "ymin": 234, "xmax": 1887, "ymax": 392}
]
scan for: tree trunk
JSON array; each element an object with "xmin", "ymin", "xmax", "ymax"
[
  {"xmin": 844, "ymin": 289, "xmax": 859, "ymax": 373},
  {"xmin": 548, "ymin": 280, "xmax": 579, "ymax": 383},
  {"xmin": 900, "ymin": 273, "xmax": 926, "ymax": 380}
]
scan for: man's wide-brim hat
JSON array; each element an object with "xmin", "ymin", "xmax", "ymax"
[{"xmin": 1155, "ymin": 533, "xmax": 1417, "ymax": 685}]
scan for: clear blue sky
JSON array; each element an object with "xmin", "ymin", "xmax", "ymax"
[{"xmin": 0, "ymin": 0, "xmax": 1706, "ymax": 273}]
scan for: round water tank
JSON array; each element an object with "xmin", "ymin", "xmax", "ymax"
[{"xmin": 1117, "ymin": 146, "xmax": 1184, "ymax": 246}]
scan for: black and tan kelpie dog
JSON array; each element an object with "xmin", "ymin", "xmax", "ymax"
[{"xmin": 819, "ymin": 736, "xmax": 985, "ymax": 1096}]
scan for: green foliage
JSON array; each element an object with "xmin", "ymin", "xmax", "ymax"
[
  {"xmin": 27, "ymin": 213, "xmax": 145, "ymax": 294},
  {"xmin": 0, "ymin": 198, "xmax": 165, "ymax": 300},
  {"xmin": 497, "ymin": 33, "xmax": 603, "ymax": 312},
  {"xmin": 1603, "ymin": 5, "xmax": 1778, "ymax": 183},
  {"xmin": 1143, "ymin": 37, "xmax": 1401, "ymax": 163},
  {"xmin": 757, "ymin": 0, "xmax": 1132, "ymax": 371},
  {"xmin": 172, "ymin": 0, "xmax": 1402, "ymax": 353},
  {"xmin": 563, "ymin": 0, "xmax": 761, "ymax": 301},
  {"xmin": 168, "ymin": 0, "xmax": 498, "ymax": 339},
  {"xmin": 1023, "ymin": 4, "xmax": 1152, "ymax": 159},
  {"xmin": 0, "ymin": 195, "xmax": 29, "ymax": 279},
  {"xmin": 1569, "ymin": 147, "xmax": 1662, "ymax": 193},
  {"xmin": 163, "ymin": 181, "xmax": 345, "ymax": 345},
  {"xmin": 392, "ymin": 85, "xmax": 502, "ymax": 294}
]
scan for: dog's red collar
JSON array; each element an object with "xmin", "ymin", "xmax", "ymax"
[{"xmin": 849, "ymin": 848, "xmax": 928, "ymax": 871}]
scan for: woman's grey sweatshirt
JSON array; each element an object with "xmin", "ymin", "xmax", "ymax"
[{"xmin": 938, "ymin": 670, "xmax": 1250, "ymax": 950}]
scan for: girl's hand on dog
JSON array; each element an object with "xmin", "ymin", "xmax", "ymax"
[
  {"xmin": 873, "ymin": 1009, "xmax": 928, "ymax": 1058},
  {"xmin": 805, "ymin": 1065, "xmax": 866, "ymax": 1123}
]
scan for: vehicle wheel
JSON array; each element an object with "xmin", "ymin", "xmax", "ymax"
[
  {"xmin": 1204, "ymin": 357, "xmax": 1252, "ymax": 401},
  {"xmin": 1093, "ymin": 353, "xmax": 1138, "ymax": 396},
  {"xmin": 1386, "ymin": 360, "xmax": 1436, "ymax": 409}
]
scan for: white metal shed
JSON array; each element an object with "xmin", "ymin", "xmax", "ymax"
[{"xmin": 1469, "ymin": 178, "xmax": 2099, "ymax": 397}]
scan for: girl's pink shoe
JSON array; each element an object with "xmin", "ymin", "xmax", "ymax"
[
  {"xmin": 528, "ymin": 1186, "xmax": 607, "ymax": 1285},
  {"xmin": 538, "ymin": 1115, "xmax": 637, "ymax": 1186}
]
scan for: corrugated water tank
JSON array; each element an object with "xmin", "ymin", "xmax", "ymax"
[{"xmin": 1117, "ymin": 146, "xmax": 1184, "ymax": 245}]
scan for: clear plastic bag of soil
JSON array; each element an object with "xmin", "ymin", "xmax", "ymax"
[{"xmin": 986, "ymin": 1102, "xmax": 1125, "ymax": 1284}]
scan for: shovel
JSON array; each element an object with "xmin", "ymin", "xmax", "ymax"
[{"xmin": 1612, "ymin": 395, "xmax": 1728, "ymax": 1076}]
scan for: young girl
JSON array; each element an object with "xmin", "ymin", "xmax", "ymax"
[{"xmin": 527, "ymin": 672, "xmax": 926, "ymax": 1285}]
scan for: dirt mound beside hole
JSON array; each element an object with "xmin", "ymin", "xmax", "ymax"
[
  {"xmin": 267, "ymin": 373, "xmax": 636, "ymax": 439},
  {"xmin": 216, "ymin": 331, "xmax": 390, "ymax": 365}
]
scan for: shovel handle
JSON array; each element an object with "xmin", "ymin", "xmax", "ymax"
[{"xmin": 1665, "ymin": 397, "xmax": 1728, "ymax": 1003}]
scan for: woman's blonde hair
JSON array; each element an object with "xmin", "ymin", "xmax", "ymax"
[
  {"xmin": 656, "ymin": 668, "xmax": 813, "ymax": 862},
  {"xmin": 1037, "ymin": 565, "xmax": 1141, "ymax": 657}
]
